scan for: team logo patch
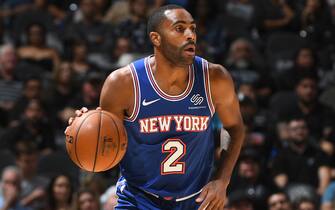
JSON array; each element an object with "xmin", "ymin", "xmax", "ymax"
[{"xmin": 190, "ymin": 94, "xmax": 204, "ymax": 105}]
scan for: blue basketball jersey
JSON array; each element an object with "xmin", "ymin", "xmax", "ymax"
[{"xmin": 121, "ymin": 56, "xmax": 215, "ymax": 199}]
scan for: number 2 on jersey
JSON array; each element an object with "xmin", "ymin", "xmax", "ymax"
[{"xmin": 161, "ymin": 139, "xmax": 186, "ymax": 175}]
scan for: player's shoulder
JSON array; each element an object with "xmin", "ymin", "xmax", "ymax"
[
  {"xmin": 100, "ymin": 65, "xmax": 134, "ymax": 114},
  {"xmin": 104, "ymin": 65, "xmax": 133, "ymax": 89}
]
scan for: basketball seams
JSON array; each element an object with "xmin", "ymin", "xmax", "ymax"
[
  {"xmin": 68, "ymin": 110, "xmax": 127, "ymax": 172},
  {"xmin": 74, "ymin": 111, "xmax": 99, "ymax": 169},
  {"xmin": 92, "ymin": 111, "xmax": 102, "ymax": 172}
]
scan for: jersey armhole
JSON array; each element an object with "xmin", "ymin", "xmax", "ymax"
[
  {"xmin": 124, "ymin": 64, "xmax": 141, "ymax": 122},
  {"xmin": 202, "ymin": 59, "xmax": 215, "ymax": 116}
]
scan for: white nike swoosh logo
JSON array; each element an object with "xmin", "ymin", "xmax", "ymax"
[{"xmin": 142, "ymin": 98, "xmax": 161, "ymax": 106}]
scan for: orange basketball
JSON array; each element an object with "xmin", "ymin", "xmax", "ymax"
[{"xmin": 65, "ymin": 110, "xmax": 127, "ymax": 172}]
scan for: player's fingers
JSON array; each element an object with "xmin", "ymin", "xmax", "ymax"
[
  {"xmin": 64, "ymin": 126, "xmax": 69, "ymax": 135},
  {"xmin": 196, "ymin": 188, "xmax": 208, "ymax": 203},
  {"xmin": 96, "ymin": 107, "xmax": 102, "ymax": 110},
  {"xmin": 206, "ymin": 198, "xmax": 219, "ymax": 210},
  {"xmin": 198, "ymin": 199, "xmax": 211, "ymax": 210},
  {"xmin": 81, "ymin": 107, "xmax": 88, "ymax": 113},
  {"xmin": 204, "ymin": 192, "xmax": 221, "ymax": 210},
  {"xmin": 75, "ymin": 109, "xmax": 83, "ymax": 117},
  {"xmin": 211, "ymin": 199, "xmax": 225, "ymax": 210},
  {"xmin": 218, "ymin": 200, "xmax": 225, "ymax": 210},
  {"xmin": 68, "ymin": 117, "xmax": 74, "ymax": 125}
]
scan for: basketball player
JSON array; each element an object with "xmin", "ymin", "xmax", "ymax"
[{"xmin": 68, "ymin": 5, "xmax": 245, "ymax": 210}]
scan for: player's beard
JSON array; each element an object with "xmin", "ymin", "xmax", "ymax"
[{"xmin": 160, "ymin": 39, "xmax": 195, "ymax": 67}]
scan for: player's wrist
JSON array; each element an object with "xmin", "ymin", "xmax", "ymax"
[{"xmin": 212, "ymin": 178, "xmax": 230, "ymax": 189}]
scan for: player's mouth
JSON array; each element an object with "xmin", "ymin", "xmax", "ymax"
[{"xmin": 184, "ymin": 45, "xmax": 195, "ymax": 56}]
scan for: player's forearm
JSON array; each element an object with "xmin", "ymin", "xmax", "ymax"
[{"xmin": 215, "ymin": 123, "xmax": 245, "ymax": 186}]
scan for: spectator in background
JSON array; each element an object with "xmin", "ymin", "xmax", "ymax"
[
  {"xmin": 100, "ymin": 185, "xmax": 117, "ymax": 210},
  {"xmin": 0, "ymin": 166, "xmax": 31, "ymax": 210},
  {"xmin": 0, "ymin": 44, "xmax": 22, "ymax": 114},
  {"xmin": 271, "ymin": 72, "xmax": 334, "ymax": 140},
  {"xmin": 238, "ymin": 94, "xmax": 258, "ymax": 129},
  {"xmin": 225, "ymin": 190, "xmax": 254, "ymax": 210},
  {"xmin": 237, "ymin": 94, "xmax": 271, "ymax": 156},
  {"xmin": 275, "ymin": 46, "xmax": 319, "ymax": 91},
  {"xmin": 110, "ymin": 36, "xmax": 131, "ymax": 69},
  {"xmin": 9, "ymin": 77, "xmax": 43, "ymax": 123},
  {"xmin": 64, "ymin": 0, "xmax": 109, "ymax": 55},
  {"xmin": 255, "ymin": 0, "xmax": 298, "ymax": 40},
  {"xmin": 299, "ymin": 0, "xmax": 333, "ymax": 46},
  {"xmin": 68, "ymin": 73, "xmax": 104, "ymax": 110},
  {"xmin": 46, "ymin": 174, "xmax": 74, "ymax": 210},
  {"xmin": 80, "ymin": 173, "xmax": 107, "ymax": 199},
  {"xmin": 2, "ymin": 99, "xmax": 56, "ymax": 154},
  {"xmin": 294, "ymin": 198, "xmax": 317, "ymax": 210},
  {"xmin": 45, "ymin": 61, "xmax": 76, "ymax": 119},
  {"xmin": 17, "ymin": 22, "xmax": 60, "ymax": 73},
  {"xmin": 187, "ymin": 0, "xmax": 225, "ymax": 62},
  {"xmin": 225, "ymin": 38, "xmax": 266, "ymax": 88},
  {"xmin": 114, "ymin": 0, "xmax": 151, "ymax": 54},
  {"xmin": 226, "ymin": 38, "xmax": 258, "ymax": 83},
  {"xmin": 94, "ymin": 0, "xmax": 110, "ymax": 21},
  {"xmin": 238, "ymin": 83, "xmax": 256, "ymax": 101},
  {"xmin": 12, "ymin": 0, "xmax": 55, "ymax": 44},
  {"xmin": 223, "ymin": 0, "xmax": 257, "ymax": 29},
  {"xmin": 267, "ymin": 192, "xmax": 292, "ymax": 210},
  {"xmin": 229, "ymin": 147, "xmax": 270, "ymax": 210},
  {"xmin": 0, "ymin": 1, "xmax": 33, "ymax": 30},
  {"xmin": 14, "ymin": 141, "xmax": 49, "ymax": 210},
  {"xmin": 70, "ymin": 41, "xmax": 94, "ymax": 82},
  {"xmin": 75, "ymin": 188, "xmax": 100, "ymax": 210},
  {"xmin": 44, "ymin": 61, "xmax": 76, "ymax": 143},
  {"xmin": 271, "ymin": 118, "xmax": 331, "ymax": 194},
  {"xmin": 103, "ymin": 0, "xmax": 131, "ymax": 25}
]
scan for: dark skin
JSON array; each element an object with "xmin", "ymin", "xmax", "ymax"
[{"xmin": 67, "ymin": 8, "xmax": 245, "ymax": 210}]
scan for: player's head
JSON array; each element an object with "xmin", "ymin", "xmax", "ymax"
[{"xmin": 147, "ymin": 5, "xmax": 196, "ymax": 66}]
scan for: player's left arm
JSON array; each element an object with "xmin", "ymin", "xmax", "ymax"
[{"xmin": 196, "ymin": 63, "xmax": 245, "ymax": 210}]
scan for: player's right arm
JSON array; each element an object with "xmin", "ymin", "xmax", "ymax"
[{"xmin": 99, "ymin": 66, "xmax": 135, "ymax": 120}]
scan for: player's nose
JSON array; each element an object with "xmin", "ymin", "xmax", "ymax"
[{"xmin": 185, "ymin": 28, "xmax": 196, "ymax": 41}]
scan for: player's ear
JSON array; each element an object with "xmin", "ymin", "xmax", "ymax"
[{"xmin": 149, "ymin": 32, "xmax": 161, "ymax": 47}]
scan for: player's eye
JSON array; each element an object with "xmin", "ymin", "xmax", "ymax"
[{"xmin": 175, "ymin": 26, "xmax": 184, "ymax": 32}]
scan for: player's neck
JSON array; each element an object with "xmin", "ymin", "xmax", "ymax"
[
  {"xmin": 149, "ymin": 54, "xmax": 190, "ymax": 95},
  {"xmin": 154, "ymin": 51, "xmax": 189, "ymax": 70},
  {"xmin": 151, "ymin": 54, "xmax": 189, "ymax": 81}
]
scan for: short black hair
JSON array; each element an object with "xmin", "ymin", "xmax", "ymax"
[
  {"xmin": 295, "ymin": 71, "xmax": 318, "ymax": 87},
  {"xmin": 14, "ymin": 140, "xmax": 38, "ymax": 158},
  {"xmin": 147, "ymin": 4, "xmax": 184, "ymax": 36}
]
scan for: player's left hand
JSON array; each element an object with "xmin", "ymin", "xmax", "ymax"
[{"xmin": 196, "ymin": 179, "xmax": 227, "ymax": 210}]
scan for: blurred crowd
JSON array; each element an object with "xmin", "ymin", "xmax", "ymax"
[{"xmin": 0, "ymin": 0, "xmax": 335, "ymax": 209}]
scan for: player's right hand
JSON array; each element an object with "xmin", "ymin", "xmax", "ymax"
[
  {"xmin": 68, "ymin": 107, "xmax": 89, "ymax": 125},
  {"xmin": 65, "ymin": 107, "xmax": 101, "ymax": 134}
]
